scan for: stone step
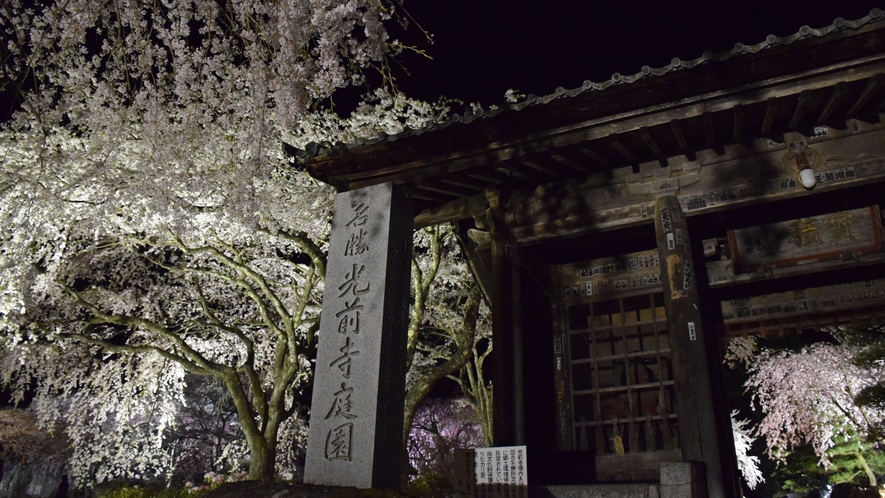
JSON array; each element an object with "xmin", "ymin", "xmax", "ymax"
[{"xmin": 531, "ymin": 483, "xmax": 660, "ymax": 498}]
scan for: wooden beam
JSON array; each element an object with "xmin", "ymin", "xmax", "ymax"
[
  {"xmin": 399, "ymin": 185, "xmax": 447, "ymax": 203},
  {"xmin": 414, "ymin": 180, "xmax": 473, "ymax": 198},
  {"xmin": 703, "ymin": 112, "xmax": 715, "ymax": 148},
  {"xmin": 550, "ymin": 153, "xmax": 586, "ymax": 172},
  {"xmin": 487, "ymin": 192, "xmax": 522, "ymax": 447},
  {"xmin": 733, "ymin": 104, "xmax": 744, "ymax": 141},
  {"xmin": 817, "ymin": 81, "xmax": 847, "ymax": 122},
  {"xmin": 789, "ymin": 90, "xmax": 812, "ymax": 129},
  {"xmin": 523, "ymin": 159, "xmax": 558, "ymax": 177},
  {"xmin": 496, "ymin": 162, "xmax": 537, "ymax": 181},
  {"xmin": 654, "ymin": 196, "xmax": 728, "ymax": 498},
  {"xmin": 406, "ymin": 192, "xmax": 442, "ymax": 202},
  {"xmin": 761, "ymin": 97, "xmax": 778, "ymax": 134},
  {"xmin": 846, "ymin": 73, "xmax": 885, "ymax": 117},
  {"xmin": 671, "ymin": 118, "xmax": 690, "ymax": 151},
  {"xmin": 496, "ymin": 168, "xmax": 533, "ymax": 182},
  {"xmin": 640, "ymin": 126, "xmax": 663, "ymax": 156},
  {"xmin": 467, "ymin": 171, "xmax": 505, "ymax": 184},
  {"xmin": 413, "ymin": 193, "xmax": 488, "ymax": 228},
  {"xmin": 610, "ymin": 138, "xmax": 636, "ymax": 162},
  {"xmin": 509, "ymin": 126, "xmax": 885, "ymax": 244},
  {"xmin": 440, "ymin": 177, "xmax": 486, "ymax": 192},
  {"xmin": 580, "ymin": 147, "xmax": 612, "ymax": 168}
]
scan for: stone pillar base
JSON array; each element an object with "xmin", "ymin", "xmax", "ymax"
[{"xmin": 660, "ymin": 461, "xmax": 707, "ymax": 498}]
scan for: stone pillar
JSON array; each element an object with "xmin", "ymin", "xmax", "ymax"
[
  {"xmin": 653, "ymin": 195, "xmax": 723, "ymax": 498},
  {"xmin": 660, "ymin": 461, "xmax": 707, "ymax": 498},
  {"xmin": 304, "ymin": 183, "xmax": 412, "ymax": 489}
]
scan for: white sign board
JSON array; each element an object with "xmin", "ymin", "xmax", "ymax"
[{"xmin": 453, "ymin": 446, "xmax": 528, "ymax": 498}]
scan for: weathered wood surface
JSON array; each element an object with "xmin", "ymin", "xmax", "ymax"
[
  {"xmin": 413, "ymin": 193, "xmax": 487, "ymax": 228},
  {"xmin": 721, "ymin": 278, "xmax": 885, "ymax": 325},
  {"xmin": 555, "ymin": 249, "xmax": 662, "ymax": 301},
  {"xmin": 728, "ymin": 206, "xmax": 882, "ymax": 273},
  {"xmin": 509, "ymin": 125, "xmax": 885, "ymax": 243},
  {"xmin": 487, "ymin": 192, "xmax": 524, "ymax": 446},
  {"xmin": 549, "ymin": 269, "xmax": 575, "ymax": 450},
  {"xmin": 654, "ymin": 196, "xmax": 728, "ymax": 498},
  {"xmin": 305, "ymin": 26, "xmax": 885, "ymax": 194},
  {"xmin": 552, "ymin": 229, "xmax": 885, "ymax": 296}
]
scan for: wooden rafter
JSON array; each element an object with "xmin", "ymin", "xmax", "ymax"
[
  {"xmin": 670, "ymin": 118, "xmax": 690, "ymax": 151},
  {"xmin": 581, "ymin": 147, "xmax": 612, "ymax": 168},
  {"xmin": 467, "ymin": 170, "xmax": 506, "ymax": 184},
  {"xmin": 440, "ymin": 177, "xmax": 486, "ymax": 192},
  {"xmin": 733, "ymin": 104, "xmax": 744, "ymax": 141},
  {"xmin": 523, "ymin": 159, "xmax": 558, "ymax": 177},
  {"xmin": 551, "ymin": 153, "xmax": 586, "ymax": 172},
  {"xmin": 610, "ymin": 139, "xmax": 636, "ymax": 162},
  {"xmin": 640, "ymin": 126, "xmax": 662, "ymax": 156},
  {"xmin": 702, "ymin": 112, "xmax": 715, "ymax": 148},
  {"xmin": 761, "ymin": 97, "xmax": 778, "ymax": 134},
  {"xmin": 846, "ymin": 73, "xmax": 885, "ymax": 116},
  {"xmin": 817, "ymin": 81, "xmax": 847, "ymax": 122},
  {"xmin": 789, "ymin": 90, "xmax": 812, "ymax": 129}
]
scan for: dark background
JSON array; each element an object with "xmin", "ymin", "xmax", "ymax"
[
  {"xmin": 394, "ymin": 1, "xmax": 883, "ymax": 107},
  {"xmin": 2, "ymin": 2, "xmax": 882, "ymax": 118}
]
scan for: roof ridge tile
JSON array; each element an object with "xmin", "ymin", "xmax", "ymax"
[{"xmin": 307, "ymin": 9, "xmax": 885, "ymax": 156}]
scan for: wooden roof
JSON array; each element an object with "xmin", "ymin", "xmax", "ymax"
[{"xmin": 298, "ymin": 12, "xmax": 885, "ymax": 226}]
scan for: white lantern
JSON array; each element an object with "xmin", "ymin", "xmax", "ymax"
[{"xmin": 798, "ymin": 167, "xmax": 816, "ymax": 189}]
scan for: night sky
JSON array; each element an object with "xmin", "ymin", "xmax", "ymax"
[
  {"xmin": 394, "ymin": 1, "xmax": 884, "ymax": 108},
  {"xmin": 2, "ymin": 3, "xmax": 882, "ymax": 120}
]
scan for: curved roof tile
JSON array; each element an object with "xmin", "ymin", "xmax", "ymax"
[{"xmin": 300, "ymin": 8, "xmax": 885, "ymax": 158}]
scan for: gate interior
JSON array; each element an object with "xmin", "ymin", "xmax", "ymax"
[{"xmin": 551, "ymin": 250, "xmax": 682, "ymax": 481}]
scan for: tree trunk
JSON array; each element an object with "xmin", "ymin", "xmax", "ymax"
[
  {"xmin": 854, "ymin": 448, "xmax": 877, "ymax": 488},
  {"xmin": 401, "ymin": 348, "xmax": 472, "ymax": 484},
  {"xmin": 245, "ymin": 433, "xmax": 275, "ymax": 481},
  {"xmin": 223, "ymin": 371, "xmax": 278, "ymax": 481}
]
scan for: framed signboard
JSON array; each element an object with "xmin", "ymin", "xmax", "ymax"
[{"xmin": 728, "ymin": 206, "xmax": 883, "ymax": 274}]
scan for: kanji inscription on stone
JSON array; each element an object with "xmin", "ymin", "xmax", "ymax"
[{"xmin": 304, "ymin": 183, "xmax": 412, "ymax": 488}]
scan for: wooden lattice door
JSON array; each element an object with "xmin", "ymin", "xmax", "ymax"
[{"xmin": 551, "ymin": 251, "xmax": 682, "ymax": 480}]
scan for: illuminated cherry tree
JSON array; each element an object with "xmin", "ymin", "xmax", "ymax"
[
  {"xmin": 404, "ymin": 225, "xmax": 492, "ymax": 462},
  {"xmin": 730, "ymin": 410, "xmax": 764, "ymax": 490},
  {"xmin": 406, "ymin": 397, "xmax": 483, "ymax": 481},
  {"xmin": 735, "ymin": 338, "xmax": 885, "ymax": 487},
  {"xmin": 0, "ymin": 0, "xmax": 445, "ymax": 484}
]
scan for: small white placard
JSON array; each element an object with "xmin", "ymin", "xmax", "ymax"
[{"xmin": 454, "ymin": 446, "xmax": 528, "ymax": 498}]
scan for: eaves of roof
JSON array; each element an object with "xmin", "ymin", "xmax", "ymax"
[{"xmin": 296, "ymin": 8, "xmax": 885, "ymax": 160}]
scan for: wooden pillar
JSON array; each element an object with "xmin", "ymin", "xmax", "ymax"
[
  {"xmin": 487, "ymin": 190, "xmax": 524, "ymax": 446},
  {"xmin": 654, "ymin": 195, "xmax": 726, "ymax": 498},
  {"xmin": 304, "ymin": 183, "xmax": 412, "ymax": 488}
]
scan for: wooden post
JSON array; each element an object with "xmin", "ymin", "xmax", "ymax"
[
  {"xmin": 654, "ymin": 195, "xmax": 726, "ymax": 498},
  {"xmin": 487, "ymin": 190, "xmax": 524, "ymax": 446}
]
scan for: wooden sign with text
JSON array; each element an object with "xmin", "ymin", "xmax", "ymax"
[{"xmin": 729, "ymin": 206, "xmax": 882, "ymax": 274}]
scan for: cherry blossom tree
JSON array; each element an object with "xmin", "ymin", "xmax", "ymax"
[
  {"xmin": 2, "ymin": 219, "xmax": 330, "ymax": 483},
  {"xmin": 734, "ymin": 337, "xmax": 885, "ymax": 488},
  {"xmin": 730, "ymin": 410, "xmax": 764, "ymax": 490},
  {"xmin": 449, "ymin": 324, "xmax": 493, "ymax": 447},
  {"xmin": 406, "ymin": 397, "xmax": 483, "ymax": 483},
  {"xmin": 403, "ymin": 225, "xmax": 492, "ymax": 469},
  {"xmin": 166, "ymin": 375, "xmax": 249, "ymax": 485},
  {"xmin": 0, "ymin": 0, "xmax": 446, "ymax": 485}
]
